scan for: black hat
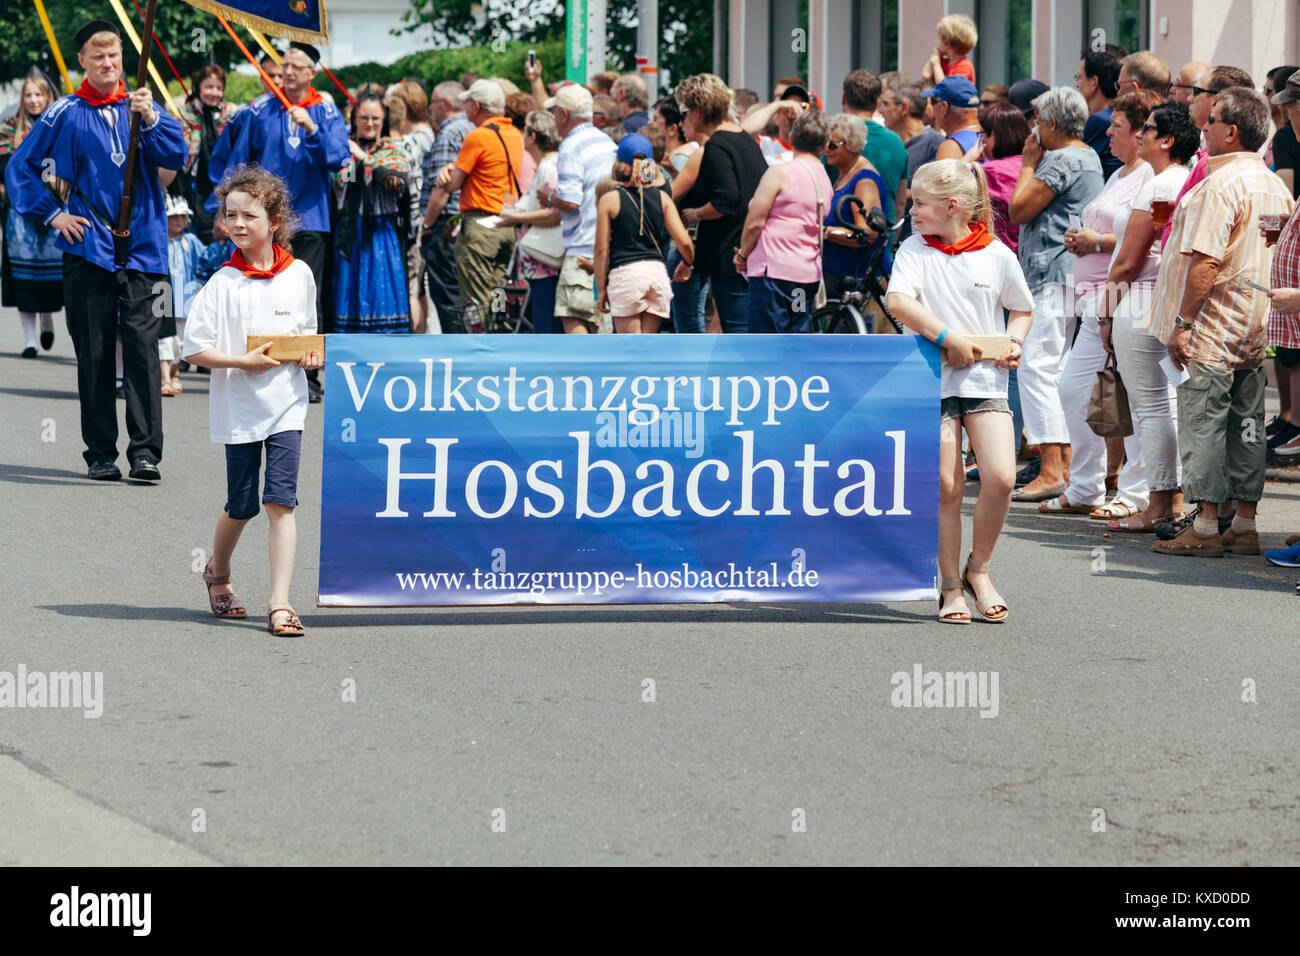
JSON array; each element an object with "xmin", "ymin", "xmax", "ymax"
[
  {"xmin": 289, "ymin": 42, "xmax": 321, "ymax": 64},
  {"xmin": 76, "ymin": 20, "xmax": 121, "ymax": 52},
  {"xmin": 1009, "ymin": 79, "xmax": 1049, "ymax": 116}
]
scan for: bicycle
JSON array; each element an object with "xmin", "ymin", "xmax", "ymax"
[{"xmin": 811, "ymin": 194, "xmax": 906, "ymax": 335}]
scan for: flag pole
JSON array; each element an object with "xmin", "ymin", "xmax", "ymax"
[
  {"xmin": 33, "ymin": 0, "xmax": 73, "ymax": 94},
  {"xmin": 111, "ymin": 0, "xmax": 160, "ymax": 275},
  {"xmin": 129, "ymin": 0, "xmax": 190, "ymax": 97},
  {"xmin": 214, "ymin": 13, "xmax": 294, "ymax": 110}
]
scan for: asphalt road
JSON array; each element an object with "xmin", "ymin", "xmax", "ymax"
[{"xmin": 2, "ymin": 318, "xmax": 1297, "ymax": 866}]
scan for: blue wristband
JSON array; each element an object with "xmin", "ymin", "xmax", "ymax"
[{"xmin": 934, "ymin": 326, "xmax": 951, "ymax": 347}]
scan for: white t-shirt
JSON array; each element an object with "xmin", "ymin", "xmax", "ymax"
[
  {"xmin": 1110, "ymin": 163, "xmax": 1191, "ymax": 289},
  {"xmin": 889, "ymin": 234, "xmax": 1035, "ymax": 399},
  {"xmin": 182, "ymin": 259, "xmax": 317, "ymax": 444}
]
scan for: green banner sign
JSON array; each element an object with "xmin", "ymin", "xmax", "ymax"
[{"xmin": 567, "ymin": 0, "xmax": 588, "ymax": 82}]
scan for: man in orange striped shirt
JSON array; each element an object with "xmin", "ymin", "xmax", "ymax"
[{"xmin": 1150, "ymin": 87, "xmax": 1294, "ymax": 557}]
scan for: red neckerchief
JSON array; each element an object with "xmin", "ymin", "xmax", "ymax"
[
  {"xmin": 285, "ymin": 87, "xmax": 322, "ymax": 110},
  {"xmin": 223, "ymin": 245, "xmax": 295, "ymax": 279},
  {"xmin": 923, "ymin": 222, "xmax": 994, "ymax": 255},
  {"xmin": 75, "ymin": 79, "xmax": 129, "ymax": 107}
]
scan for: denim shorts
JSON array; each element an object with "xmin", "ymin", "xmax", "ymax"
[
  {"xmin": 225, "ymin": 430, "xmax": 302, "ymax": 520},
  {"xmin": 940, "ymin": 396, "xmax": 1012, "ymax": 423}
]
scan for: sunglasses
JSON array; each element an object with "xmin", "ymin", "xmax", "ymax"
[
  {"xmin": 826, "ymin": 140, "xmax": 844, "ymax": 150},
  {"xmin": 1205, "ymin": 115, "xmax": 1234, "ymax": 127},
  {"xmin": 1191, "ymin": 86, "xmax": 1215, "ymax": 97},
  {"xmin": 1140, "ymin": 122, "xmax": 1160, "ymax": 134}
]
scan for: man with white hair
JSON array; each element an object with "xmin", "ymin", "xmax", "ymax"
[
  {"xmin": 214, "ymin": 41, "xmax": 349, "ymax": 400},
  {"xmin": 612, "ymin": 73, "xmax": 650, "ymax": 133},
  {"xmin": 536, "ymin": 84, "xmax": 616, "ymax": 333},
  {"xmin": 421, "ymin": 80, "xmax": 474, "ymax": 332},
  {"xmin": 435, "ymin": 79, "xmax": 523, "ymax": 326}
]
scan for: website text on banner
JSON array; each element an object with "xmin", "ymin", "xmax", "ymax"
[{"xmin": 318, "ymin": 336, "xmax": 940, "ymax": 606}]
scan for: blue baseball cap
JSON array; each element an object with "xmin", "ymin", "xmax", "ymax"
[
  {"xmin": 921, "ymin": 76, "xmax": 981, "ymax": 108},
  {"xmin": 616, "ymin": 133, "xmax": 654, "ymax": 164}
]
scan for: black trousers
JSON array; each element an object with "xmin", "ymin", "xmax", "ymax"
[
  {"xmin": 62, "ymin": 255, "xmax": 165, "ymax": 466},
  {"xmin": 421, "ymin": 215, "xmax": 463, "ymax": 334},
  {"xmin": 291, "ymin": 230, "xmax": 334, "ymax": 334}
]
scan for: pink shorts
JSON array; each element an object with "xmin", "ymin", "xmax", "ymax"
[{"xmin": 607, "ymin": 260, "xmax": 672, "ymax": 318}]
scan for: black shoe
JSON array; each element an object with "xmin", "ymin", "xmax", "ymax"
[
  {"xmin": 21, "ymin": 347, "xmax": 37, "ymax": 359},
  {"xmin": 87, "ymin": 460, "xmax": 122, "ymax": 481},
  {"xmin": 1266, "ymin": 415, "xmax": 1287, "ymax": 436},
  {"xmin": 1267, "ymin": 423, "xmax": 1300, "ymax": 450},
  {"xmin": 40, "ymin": 330, "xmax": 54, "ymax": 350},
  {"xmin": 1014, "ymin": 458, "xmax": 1041, "ymax": 487},
  {"xmin": 128, "ymin": 457, "xmax": 161, "ymax": 481},
  {"xmin": 1156, "ymin": 508, "xmax": 1197, "ymax": 540}
]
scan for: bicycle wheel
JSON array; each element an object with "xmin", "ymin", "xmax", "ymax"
[{"xmin": 812, "ymin": 303, "xmax": 868, "ymax": 334}]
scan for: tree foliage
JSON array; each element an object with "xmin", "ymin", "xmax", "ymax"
[
  {"xmin": 1, "ymin": 0, "xmax": 243, "ymax": 89},
  {"xmin": 397, "ymin": 0, "xmax": 716, "ymax": 92}
]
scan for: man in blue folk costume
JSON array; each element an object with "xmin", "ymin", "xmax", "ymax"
[
  {"xmin": 211, "ymin": 41, "xmax": 348, "ymax": 402},
  {"xmin": 7, "ymin": 20, "xmax": 187, "ymax": 481}
]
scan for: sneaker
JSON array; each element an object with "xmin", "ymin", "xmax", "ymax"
[
  {"xmin": 128, "ymin": 457, "xmax": 161, "ymax": 481},
  {"xmin": 87, "ymin": 459, "xmax": 121, "ymax": 481},
  {"xmin": 1266, "ymin": 423, "xmax": 1300, "ymax": 451},
  {"xmin": 1273, "ymin": 430, "xmax": 1300, "ymax": 457},
  {"xmin": 1265, "ymin": 543, "xmax": 1300, "ymax": 567},
  {"xmin": 1015, "ymin": 458, "xmax": 1041, "ymax": 487},
  {"xmin": 1153, "ymin": 524, "xmax": 1224, "ymax": 557},
  {"xmin": 1266, "ymin": 414, "xmax": 1288, "ymax": 436},
  {"xmin": 1221, "ymin": 527, "xmax": 1260, "ymax": 554}
]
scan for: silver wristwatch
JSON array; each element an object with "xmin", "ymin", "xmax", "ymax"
[{"xmin": 1173, "ymin": 315, "xmax": 1193, "ymax": 330}]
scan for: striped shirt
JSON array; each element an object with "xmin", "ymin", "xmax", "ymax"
[
  {"xmin": 421, "ymin": 113, "xmax": 474, "ymax": 217},
  {"xmin": 1147, "ymin": 151, "xmax": 1293, "ymax": 369},
  {"xmin": 1269, "ymin": 209, "xmax": 1300, "ymax": 349},
  {"xmin": 556, "ymin": 122, "xmax": 616, "ymax": 257}
]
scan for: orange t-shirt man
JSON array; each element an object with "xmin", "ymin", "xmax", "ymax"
[{"xmin": 453, "ymin": 116, "xmax": 524, "ymax": 214}]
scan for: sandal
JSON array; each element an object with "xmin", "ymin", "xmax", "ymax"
[
  {"xmin": 268, "ymin": 604, "xmax": 305, "ymax": 637},
  {"xmin": 1106, "ymin": 513, "xmax": 1171, "ymax": 534},
  {"xmin": 1090, "ymin": 496, "xmax": 1139, "ymax": 520},
  {"xmin": 1038, "ymin": 494, "xmax": 1097, "ymax": 514},
  {"xmin": 171, "ymin": 379, "xmax": 183, "ymax": 394},
  {"xmin": 963, "ymin": 557, "xmax": 1008, "ymax": 622},
  {"xmin": 937, "ymin": 577, "xmax": 971, "ymax": 624},
  {"xmin": 202, "ymin": 561, "xmax": 246, "ymax": 618}
]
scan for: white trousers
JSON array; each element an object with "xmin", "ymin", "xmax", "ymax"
[
  {"xmin": 1020, "ymin": 283, "xmax": 1075, "ymax": 444},
  {"xmin": 1113, "ymin": 287, "xmax": 1181, "ymax": 492},
  {"xmin": 1059, "ymin": 316, "xmax": 1149, "ymax": 508}
]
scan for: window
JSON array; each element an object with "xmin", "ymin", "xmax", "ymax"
[
  {"xmin": 1084, "ymin": 0, "xmax": 1148, "ymax": 55},
  {"xmin": 769, "ymin": 0, "xmax": 807, "ymax": 93},
  {"xmin": 975, "ymin": 0, "xmax": 1034, "ymax": 87},
  {"xmin": 854, "ymin": 0, "xmax": 899, "ymax": 74}
]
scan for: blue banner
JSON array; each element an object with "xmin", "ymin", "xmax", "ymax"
[
  {"xmin": 180, "ymin": 0, "xmax": 328, "ymax": 44},
  {"xmin": 318, "ymin": 335, "xmax": 940, "ymax": 606}
]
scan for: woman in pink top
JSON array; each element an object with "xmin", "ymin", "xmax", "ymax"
[
  {"xmin": 733, "ymin": 110, "xmax": 834, "ymax": 332},
  {"xmin": 971, "ymin": 101, "xmax": 1031, "ymax": 252},
  {"xmin": 1042, "ymin": 91, "xmax": 1162, "ymax": 520}
]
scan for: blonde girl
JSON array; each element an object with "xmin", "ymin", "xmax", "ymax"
[{"xmin": 885, "ymin": 158, "xmax": 1034, "ymax": 623}]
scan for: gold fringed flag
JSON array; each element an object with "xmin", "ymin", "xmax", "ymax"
[{"xmin": 179, "ymin": 0, "xmax": 329, "ymax": 44}]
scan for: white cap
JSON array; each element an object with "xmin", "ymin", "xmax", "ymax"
[
  {"xmin": 544, "ymin": 83, "xmax": 594, "ymax": 114},
  {"xmin": 456, "ymin": 79, "xmax": 505, "ymax": 110}
]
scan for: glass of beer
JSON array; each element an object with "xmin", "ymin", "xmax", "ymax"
[
  {"xmin": 1150, "ymin": 184, "xmax": 1174, "ymax": 229},
  {"xmin": 1261, "ymin": 213, "xmax": 1284, "ymax": 246}
]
